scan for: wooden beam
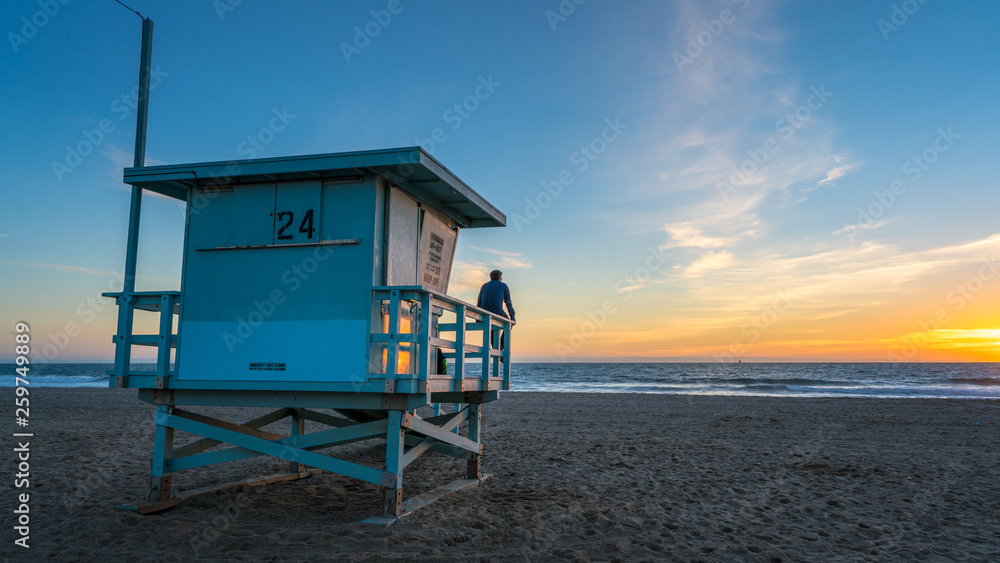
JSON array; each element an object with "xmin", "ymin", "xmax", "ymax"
[
  {"xmin": 384, "ymin": 411, "xmax": 405, "ymax": 517},
  {"xmin": 402, "ymin": 434, "xmax": 471, "ymax": 460},
  {"xmin": 454, "ymin": 304, "xmax": 466, "ymax": 382},
  {"xmin": 177, "ymin": 469, "xmax": 319, "ymax": 500},
  {"xmin": 417, "ymin": 408, "xmax": 468, "ymax": 428},
  {"xmin": 161, "ymin": 411, "xmax": 394, "ymax": 487},
  {"xmin": 149, "ymin": 405, "xmax": 173, "ymax": 501},
  {"xmin": 430, "ymin": 391, "xmax": 498, "ymax": 404},
  {"xmin": 361, "ymin": 474, "xmax": 491, "ymax": 525},
  {"xmin": 467, "ymin": 403, "xmax": 481, "ymax": 479},
  {"xmin": 119, "ymin": 470, "xmax": 318, "ymax": 515},
  {"xmin": 170, "ymin": 418, "xmax": 391, "ymax": 472},
  {"xmin": 299, "ymin": 409, "xmax": 357, "ymax": 428},
  {"xmin": 155, "ymin": 293, "xmax": 175, "ymax": 380},
  {"xmin": 170, "ymin": 408, "xmax": 286, "ymax": 441},
  {"xmin": 401, "ymin": 436, "xmax": 435, "ymax": 468},
  {"xmin": 400, "ymin": 408, "xmax": 468, "ymax": 468},
  {"xmin": 406, "ymin": 416, "xmax": 481, "ymax": 454},
  {"xmin": 173, "ymin": 408, "xmax": 291, "ymax": 458}
]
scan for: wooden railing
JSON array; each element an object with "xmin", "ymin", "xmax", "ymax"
[
  {"xmin": 371, "ymin": 286, "xmax": 512, "ymax": 392},
  {"xmin": 104, "ymin": 290, "xmax": 179, "ymax": 388},
  {"xmin": 105, "ymin": 286, "xmax": 510, "ymax": 393}
]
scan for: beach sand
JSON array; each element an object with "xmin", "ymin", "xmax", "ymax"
[{"xmin": 2, "ymin": 388, "xmax": 998, "ymax": 561}]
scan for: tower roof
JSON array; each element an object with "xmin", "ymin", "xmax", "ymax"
[{"xmin": 123, "ymin": 146, "xmax": 505, "ymax": 228}]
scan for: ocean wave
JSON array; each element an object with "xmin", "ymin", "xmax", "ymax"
[
  {"xmin": 948, "ymin": 378, "xmax": 1000, "ymax": 386},
  {"xmin": 742, "ymin": 384, "xmax": 793, "ymax": 392},
  {"xmin": 703, "ymin": 377, "xmax": 860, "ymax": 387},
  {"xmin": 0, "ymin": 374, "xmax": 107, "ymax": 388}
]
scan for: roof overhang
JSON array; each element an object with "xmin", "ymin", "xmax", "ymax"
[{"xmin": 122, "ymin": 146, "xmax": 505, "ymax": 228}]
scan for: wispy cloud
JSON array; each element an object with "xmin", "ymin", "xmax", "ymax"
[
  {"xmin": 0, "ymin": 260, "xmax": 113, "ymax": 277},
  {"xmin": 661, "ymin": 194, "xmax": 763, "ymax": 249},
  {"xmin": 832, "ymin": 219, "xmax": 894, "ymax": 237},
  {"xmin": 613, "ymin": 0, "xmax": 857, "ymax": 254},
  {"xmin": 679, "ymin": 232, "xmax": 1000, "ymax": 316},
  {"xmin": 678, "ymin": 249, "xmax": 734, "ymax": 279},
  {"xmin": 103, "ymin": 143, "xmax": 170, "ymax": 195},
  {"xmin": 662, "ymin": 223, "xmax": 736, "ymax": 249},
  {"xmin": 897, "ymin": 328, "xmax": 1000, "ymax": 349},
  {"xmin": 449, "ymin": 247, "xmax": 532, "ymax": 296},
  {"xmin": 468, "ymin": 245, "xmax": 522, "ymax": 257},
  {"xmin": 0, "ymin": 259, "xmax": 176, "ymax": 283},
  {"xmin": 809, "ymin": 161, "xmax": 857, "ymax": 190}
]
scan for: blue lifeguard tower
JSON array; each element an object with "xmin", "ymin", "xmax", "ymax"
[{"xmin": 105, "ymin": 147, "xmax": 513, "ymax": 520}]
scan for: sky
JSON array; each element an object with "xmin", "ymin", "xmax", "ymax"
[{"xmin": 2, "ymin": 0, "xmax": 999, "ymax": 363}]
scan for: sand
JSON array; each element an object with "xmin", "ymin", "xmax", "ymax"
[{"xmin": 1, "ymin": 388, "xmax": 998, "ymax": 562}]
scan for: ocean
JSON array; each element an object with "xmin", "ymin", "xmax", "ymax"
[{"xmin": 2, "ymin": 362, "xmax": 1000, "ymax": 399}]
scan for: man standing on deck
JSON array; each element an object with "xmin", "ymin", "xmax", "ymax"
[{"xmin": 477, "ymin": 270, "xmax": 515, "ymax": 351}]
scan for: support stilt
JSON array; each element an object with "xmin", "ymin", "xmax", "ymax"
[
  {"xmin": 148, "ymin": 405, "xmax": 174, "ymax": 501},
  {"xmin": 383, "ymin": 410, "xmax": 406, "ymax": 517},
  {"xmin": 467, "ymin": 403, "xmax": 481, "ymax": 479},
  {"xmin": 288, "ymin": 408, "xmax": 306, "ymax": 474}
]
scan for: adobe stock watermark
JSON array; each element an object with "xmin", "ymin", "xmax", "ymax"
[
  {"xmin": 544, "ymin": 0, "xmax": 586, "ymax": 31},
  {"xmin": 189, "ymin": 490, "xmax": 249, "ymax": 555},
  {"xmin": 173, "ymin": 106, "xmax": 296, "ymax": 220},
  {"xmin": 340, "ymin": 0, "xmax": 413, "ymax": 63},
  {"xmin": 31, "ymin": 269, "xmax": 124, "ymax": 364},
  {"xmin": 7, "ymin": 0, "xmax": 71, "ymax": 54},
  {"xmin": 714, "ymin": 289, "xmax": 795, "ymax": 363},
  {"xmin": 51, "ymin": 64, "xmax": 170, "ymax": 182},
  {"xmin": 221, "ymin": 245, "xmax": 336, "ymax": 352},
  {"xmin": 836, "ymin": 126, "xmax": 958, "ymax": 242},
  {"xmin": 413, "ymin": 74, "xmax": 501, "ymax": 155},
  {"xmin": 878, "ymin": 0, "xmax": 929, "ymax": 41},
  {"xmin": 236, "ymin": 107, "xmax": 296, "ymax": 158},
  {"xmin": 673, "ymin": 0, "xmax": 751, "ymax": 73},
  {"xmin": 511, "ymin": 116, "xmax": 628, "ymax": 233},
  {"xmin": 213, "ymin": 0, "xmax": 244, "ymax": 22},
  {"xmin": 889, "ymin": 252, "xmax": 999, "ymax": 363},
  {"xmin": 555, "ymin": 246, "xmax": 668, "ymax": 360},
  {"xmin": 717, "ymin": 84, "xmax": 833, "ymax": 201}
]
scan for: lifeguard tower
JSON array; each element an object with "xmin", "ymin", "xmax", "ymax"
[{"xmin": 105, "ymin": 147, "xmax": 513, "ymax": 520}]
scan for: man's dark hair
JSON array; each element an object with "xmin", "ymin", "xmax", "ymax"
[{"xmin": 490, "ymin": 270, "xmax": 502, "ymax": 281}]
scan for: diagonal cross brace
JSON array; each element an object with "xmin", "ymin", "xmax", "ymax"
[
  {"xmin": 299, "ymin": 409, "xmax": 358, "ymax": 428},
  {"xmin": 167, "ymin": 412, "xmax": 391, "ymax": 473},
  {"xmin": 158, "ymin": 410, "xmax": 395, "ymax": 487},
  {"xmin": 405, "ymin": 413, "xmax": 481, "ymax": 455},
  {"xmin": 169, "ymin": 419, "xmax": 392, "ymax": 473},
  {"xmin": 172, "ymin": 408, "xmax": 291, "ymax": 458},
  {"xmin": 401, "ymin": 408, "xmax": 468, "ymax": 468}
]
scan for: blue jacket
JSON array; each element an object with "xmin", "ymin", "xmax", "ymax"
[{"xmin": 477, "ymin": 280, "xmax": 515, "ymax": 322}]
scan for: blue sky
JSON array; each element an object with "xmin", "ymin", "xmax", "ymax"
[{"xmin": 3, "ymin": 0, "xmax": 1000, "ymax": 362}]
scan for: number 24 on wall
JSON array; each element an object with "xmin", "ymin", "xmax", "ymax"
[{"xmin": 276, "ymin": 209, "xmax": 316, "ymax": 240}]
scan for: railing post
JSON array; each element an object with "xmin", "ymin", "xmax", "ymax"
[
  {"xmin": 482, "ymin": 313, "xmax": 491, "ymax": 380},
  {"xmin": 453, "ymin": 304, "xmax": 465, "ymax": 390},
  {"xmin": 484, "ymin": 317, "xmax": 494, "ymax": 386},
  {"xmin": 386, "ymin": 289, "xmax": 401, "ymax": 392},
  {"xmin": 155, "ymin": 293, "xmax": 175, "ymax": 387},
  {"xmin": 417, "ymin": 292, "xmax": 432, "ymax": 392},
  {"xmin": 503, "ymin": 320, "xmax": 512, "ymax": 390},
  {"xmin": 113, "ymin": 295, "xmax": 135, "ymax": 388}
]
